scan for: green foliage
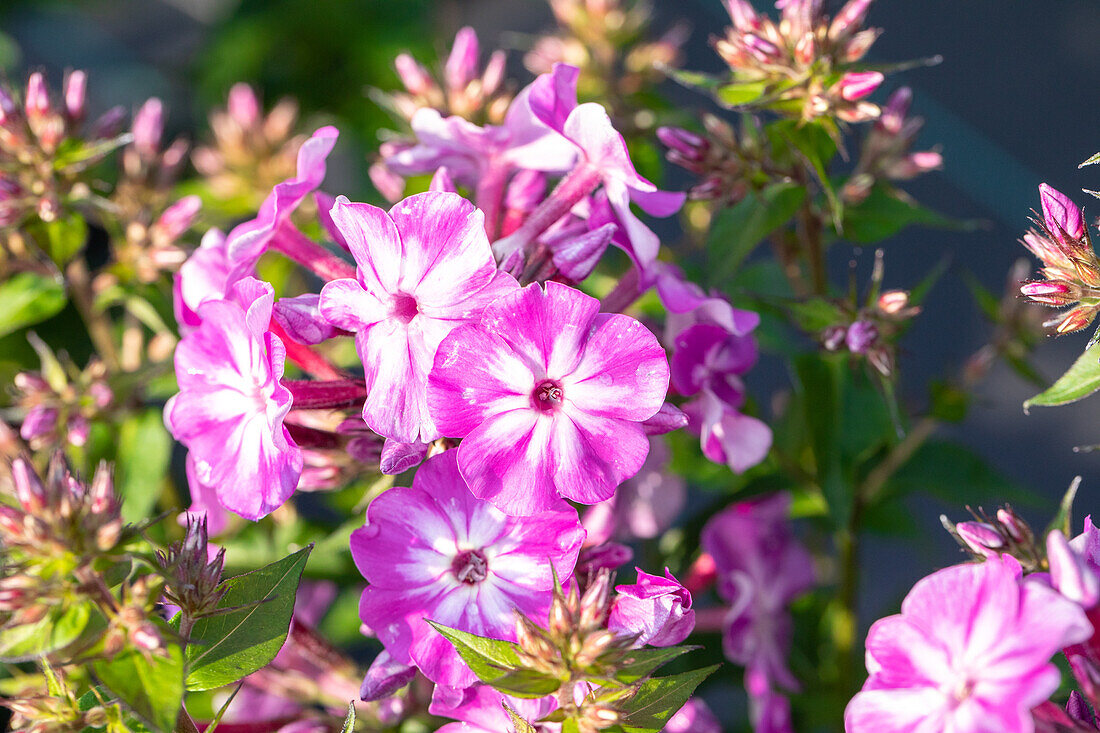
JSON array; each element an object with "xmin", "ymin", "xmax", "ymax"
[
  {"xmin": 426, "ymin": 621, "xmax": 561, "ymax": 698},
  {"xmin": 0, "ymin": 602, "xmax": 93, "ymax": 662},
  {"xmin": 611, "ymin": 646, "xmax": 696, "ymax": 684},
  {"xmin": 183, "ymin": 545, "xmax": 312, "ymax": 691},
  {"xmin": 0, "ymin": 271, "xmax": 67, "ymax": 338},
  {"xmin": 706, "ymin": 182, "xmax": 806, "ymax": 285},
  {"xmin": 841, "ymin": 187, "xmax": 956, "ymax": 244},
  {"xmin": 115, "ymin": 409, "xmax": 173, "ymax": 523},
  {"xmin": 339, "ymin": 701, "xmax": 356, "ymax": 733},
  {"xmin": 1024, "ymin": 340, "xmax": 1100, "ymax": 410},
  {"xmin": 612, "ymin": 665, "xmax": 719, "ymax": 733},
  {"xmin": 92, "ymin": 643, "xmax": 185, "ymax": 733}
]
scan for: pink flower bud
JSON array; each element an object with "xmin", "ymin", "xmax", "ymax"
[
  {"xmin": 63, "ymin": 70, "xmax": 86, "ymax": 123},
  {"xmin": 955, "ymin": 521, "xmax": 1004, "ymax": 557},
  {"xmin": 885, "ymin": 151, "xmax": 943, "ymax": 179},
  {"xmin": 794, "ymin": 33, "xmax": 815, "ymax": 66},
  {"xmin": 877, "ymin": 87, "xmax": 912, "ymax": 135},
  {"xmin": 20, "ymin": 406, "xmax": 58, "ymax": 444},
  {"xmin": 481, "ymin": 50, "xmax": 507, "ymax": 97},
  {"xmin": 394, "ymin": 54, "xmax": 434, "ymax": 97},
  {"xmin": 843, "ymin": 28, "xmax": 879, "ymax": 61},
  {"xmin": 11, "ymin": 457, "xmax": 47, "ymax": 513},
  {"xmin": 1020, "ymin": 280, "xmax": 1077, "ymax": 306},
  {"xmin": 845, "ymin": 320, "xmax": 878, "ymax": 353},
  {"xmin": 24, "ymin": 72, "xmax": 50, "ymax": 121},
  {"xmin": 657, "ymin": 126, "xmax": 708, "ymax": 161},
  {"xmin": 1039, "ymin": 183, "xmax": 1085, "ymax": 241},
  {"xmin": 227, "ymin": 83, "xmax": 261, "ymax": 128},
  {"xmin": 1048, "ymin": 529, "xmax": 1100, "ymax": 608},
  {"xmin": 724, "ymin": 0, "xmax": 761, "ymax": 31},
  {"xmin": 829, "ymin": 0, "xmax": 874, "ymax": 40},
  {"xmin": 996, "ymin": 508, "xmax": 1029, "ymax": 542},
  {"xmin": 66, "ymin": 414, "xmax": 90, "ymax": 447},
  {"xmin": 837, "ymin": 71, "xmax": 883, "ymax": 102},
  {"xmin": 743, "ymin": 34, "xmax": 781, "ymax": 63},
  {"xmin": 641, "ymin": 402, "xmax": 689, "ymax": 435},
  {"xmin": 132, "ymin": 98, "xmax": 164, "ymax": 156},
  {"xmin": 155, "ymin": 195, "xmax": 201, "ymax": 242},
  {"xmin": 444, "ymin": 27, "xmax": 480, "ymax": 92},
  {"xmin": 877, "ymin": 289, "xmax": 911, "ymax": 315},
  {"xmin": 379, "ymin": 438, "xmax": 429, "ymax": 475}
]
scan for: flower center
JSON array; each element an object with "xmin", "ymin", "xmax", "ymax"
[
  {"xmin": 451, "ymin": 549, "xmax": 489, "ymax": 584},
  {"xmin": 532, "ymin": 379, "xmax": 564, "ymax": 413},
  {"xmin": 391, "ymin": 293, "xmax": 419, "ymax": 324}
]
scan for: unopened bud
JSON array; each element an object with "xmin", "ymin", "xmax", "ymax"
[
  {"xmin": 63, "ymin": 70, "xmax": 87, "ymax": 123},
  {"xmin": 955, "ymin": 521, "xmax": 1004, "ymax": 558},
  {"xmin": 877, "ymin": 289, "xmax": 911, "ymax": 315},
  {"xmin": 444, "ymin": 27, "xmax": 480, "ymax": 92},
  {"xmin": 132, "ymin": 98, "xmax": 164, "ymax": 157},
  {"xmin": 836, "ymin": 71, "xmax": 883, "ymax": 102},
  {"xmin": 845, "ymin": 320, "xmax": 878, "ymax": 353},
  {"xmin": 24, "ymin": 73, "xmax": 50, "ymax": 121},
  {"xmin": 829, "ymin": 0, "xmax": 873, "ymax": 41},
  {"xmin": 996, "ymin": 507, "xmax": 1030, "ymax": 543},
  {"xmin": 11, "ymin": 457, "xmax": 47, "ymax": 513},
  {"xmin": 227, "ymin": 83, "xmax": 261, "ymax": 129},
  {"xmin": 1020, "ymin": 280, "xmax": 1078, "ymax": 306}
]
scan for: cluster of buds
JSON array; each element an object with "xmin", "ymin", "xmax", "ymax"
[
  {"xmin": 821, "ymin": 286, "xmax": 919, "ymax": 377},
  {"xmin": 842, "ymin": 87, "xmax": 943, "ymax": 204},
  {"xmin": 0, "ymin": 70, "xmax": 128, "ymax": 239},
  {"xmin": 943, "ymin": 505, "xmax": 1043, "ymax": 572},
  {"xmin": 13, "ymin": 334, "xmax": 112, "ymax": 450},
  {"xmin": 192, "ymin": 83, "xmax": 304, "ymax": 209},
  {"xmin": 387, "ymin": 27, "xmax": 511, "ymax": 125},
  {"xmin": 102, "ymin": 573, "xmax": 166, "ymax": 657},
  {"xmin": 525, "ymin": 0, "xmax": 687, "ymax": 131},
  {"xmin": 0, "ymin": 456, "xmax": 122, "ymax": 633},
  {"xmin": 1018, "ymin": 183, "xmax": 1100, "ymax": 336},
  {"xmin": 658, "ymin": 114, "xmax": 779, "ymax": 205},
  {"xmin": 718, "ymin": 0, "xmax": 884, "ymax": 123},
  {"xmin": 156, "ymin": 515, "xmax": 226, "ymax": 621},
  {"xmin": 110, "ymin": 98, "xmax": 199, "ymax": 284},
  {"xmin": 4, "ymin": 667, "xmax": 123, "ymax": 733}
]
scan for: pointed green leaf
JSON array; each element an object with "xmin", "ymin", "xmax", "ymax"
[
  {"xmin": 841, "ymin": 186, "xmax": 961, "ymax": 244},
  {"xmin": 0, "ymin": 271, "xmax": 67, "ymax": 338},
  {"xmin": 1046, "ymin": 477, "xmax": 1081, "ymax": 539},
  {"xmin": 716, "ymin": 82, "xmax": 768, "ymax": 107},
  {"xmin": 618, "ymin": 665, "xmax": 719, "ymax": 732},
  {"xmin": 612, "ymin": 646, "xmax": 697, "ymax": 684},
  {"xmin": 1024, "ymin": 341, "xmax": 1100, "ymax": 410},
  {"xmin": 426, "ymin": 621, "xmax": 561, "ymax": 697},
  {"xmin": 339, "ymin": 701, "xmax": 356, "ymax": 733},
  {"xmin": 1080, "ymin": 152, "xmax": 1100, "ymax": 168},
  {"xmin": 92, "ymin": 643, "xmax": 185, "ymax": 733},
  {"xmin": 184, "ymin": 544, "xmax": 312, "ymax": 691}
]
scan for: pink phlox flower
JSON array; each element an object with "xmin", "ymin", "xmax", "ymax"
[
  {"xmin": 608, "ymin": 567, "xmax": 695, "ymax": 647},
  {"xmin": 173, "ymin": 127, "xmax": 339, "ymax": 332},
  {"xmin": 702, "ymin": 494, "xmax": 813, "ymax": 693},
  {"xmin": 318, "ymin": 191, "xmax": 518, "ymax": 443},
  {"xmin": 665, "ymin": 698, "xmax": 722, "ymax": 733},
  {"xmin": 350, "ymin": 450, "xmax": 585, "ymax": 688},
  {"xmin": 428, "ymin": 281, "xmax": 670, "ymax": 516},
  {"xmin": 165, "ymin": 277, "xmax": 303, "ymax": 521},
  {"xmin": 845, "ymin": 555, "xmax": 1093, "ymax": 733},
  {"xmin": 526, "ymin": 64, "xmax": 686, "ymax": 274}
]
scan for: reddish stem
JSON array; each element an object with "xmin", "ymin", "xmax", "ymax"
[
  {"xmin": 270, "ymin": 319, "xmax": 343, "ymax": 381},
  {"xmin": 270, "ymin": 222, "xmax": 356, "ymax": 282},
  {"xmin": 283, "ymin": 379, "xmax": 367, "ymax": 409}
]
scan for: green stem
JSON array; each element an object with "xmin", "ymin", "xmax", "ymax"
[{"xmin": 66, "ymin": 258, "xmax": 120, "ymax": 372}]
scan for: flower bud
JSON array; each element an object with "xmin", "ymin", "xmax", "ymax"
[
  {"xmin": 63, "ymin": 70, "xmax": 86, "ymax": 123},
  {"xmin": 132, "ymin": 98, "xmax": 164, "ymax": 157},
  {"xmin": 11, "ymin": 457, "xmax": 47, "ymax": 513},
  {"xmin": 845, "ymin": 320, "xmax": 878, "ymax": 354},
  {"xmin": 444, "ymin": 27, "xmax": 480, "ymax": 92},
  {"xmin": 24, "ymin": 72, "xmax": 50, "ymax": 121},
  {"xmin": 1040, "ymin": 183, "xmax": 1085, "ymax": 242},
  {"xmin": 1020, "ymin": 280, "xmax": 1079, "ymax": 306},
  {"xmin": 227, "ymin": 83, "xmax": 261, "ymax": 129},
  {"xmin": 877, "ymin": 290, "xmax": 911, "ymax": 315},
  {"xmin": 877, "ymin": 87, "xmax": 912, "ymax": 136},
  {"xmin": 724, "ymin": 0, "xmax": 761, "ymax": 31},
  {"xmin": 996, "ymin": 507, "xmax": 1030, "ymax": 543},
  {"xmin": 836, "ymin": 71, "xmax": 883, "ymax": 102},
  {"xmin": 955, "ymin": 521, "xmax": 1004, "ymax": 558},
  {"xmin": 829, "ymin": 0, "xmax": 874, "ymax": 41}
]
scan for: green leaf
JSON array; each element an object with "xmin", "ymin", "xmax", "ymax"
[
  {"xmin": 503, "ymin": 702, "xmax": 538, "ymax": 733},
  {"xmin": 116, "ymin": 409, "xmax": 173, "ymax": 522},
  {"xmin": 339, "ymin": 701, "xmax": 356, "ymax": 733},
  {"xmin": 716, "ymin": 81, "xmax": 768, "ymax": 107},
  {"xmin": 37, "ymin": 213, "xmax": 89, "ymax": 266},
  {"xmin": 842, "ymin": 187, "xmax": 957, "ymax": 244},
  {"xmin": 1046, "ymin": 477, "xmax": 1081, "ymax": 539},
  {"xmin": 1081, "ymin": 152, "xmax": 1100, "ymax": 168},
  {"xmin": 184, "ymin": 545, "xmax": 312, "ymax": 691},
  {"xmin": 0, "ymin": 271, "xmax": 67, "ymax": 338},
  {"xmin": 784, "ymin": 298, "xmax": 845, "ymax": 333},
  {"xmin": 0, "ymin": 602, "xmax": 92, "ymax": 662},
  {"xmin": 426, "ymin": 621, "xmax": 561, "ymax": 698},
  {"xmin": 885, "ymin": 440, "xmax": 1038, "ymax": 508},
  {"xmin": 618, "ymin": 665, "xmax": 719, "ymax": 733},
  {"xmin": 706, "ymin": 182, "xmax": 806, "ymax": 285},
  {"xmin": 658, "ymin": 66, "xmax": 725, "ymax": 94},
  {"xmin": 1024, "ymin": 341, "xmax": 1100, "ymax": 410},
  {"xmin": 92, "ymin": 643, "xmax": 185, "ymax": 733},
  {"xmin": 612, "ymin": 646, "xmax": 696, "ymax": 684}
]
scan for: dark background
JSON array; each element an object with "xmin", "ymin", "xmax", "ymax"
[{"xmin": 3, "ymin": 0, "xmax": 1099, "ymax": 646}]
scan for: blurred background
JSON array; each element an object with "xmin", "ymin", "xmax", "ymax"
[{"xmin": 2, "ymin": 0, "xmax": 1100, "ymax": 705}]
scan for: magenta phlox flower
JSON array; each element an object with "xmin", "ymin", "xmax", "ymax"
[
  {"xmin": 608, "ymin": 567, "xmax": 695, "ymax": 647},
  {"xmin": 430, "ymin": 683, "xmax": 558, "ymax": 733},
  {"xmin": 318, "ymin": 192, "xmax": 518, "ymax": 443},
  {"xmin": 351, "ymin": 450, "xmax": 585, "ymax": 688},
  {"xmin": 583, "ymin": 437, "xmax": 685, "ymax": 544},
  {"xmin": 224, "ymin": 125, "xmax": 339, "ymax": 275},
  {"xmin": 656, "ymin": 263, "xmax": 761, "ymax": 341},
  {"xmin": 174, "ymin": 127, "xmax": 339, "ymax": 332},
  {"xmin": 525, "ymin": 63, "xmax": 685, "ymax": 271},
  {"xmin": 165, "ymin": 277, "xmax": 303, "ymax": 520},
  {"xmin": 428, "ymin": 281, "xmax": 670, "ymax": 516},
  {"xmin": 1048, "ymin": 521, "xmax": 1100, "ymax": 609},
  {"xmin": 702, "ymin": 494, "xmax": 813, "ymax": 697},
  {"xmin": 845, "ymin": 555, "xmax": 1093, "ymax": 733}
]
